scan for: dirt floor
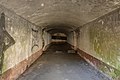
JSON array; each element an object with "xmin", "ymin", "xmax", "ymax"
[{"xmin": 17, "ymin": 42, "xmax": 110, "ymax": 80}]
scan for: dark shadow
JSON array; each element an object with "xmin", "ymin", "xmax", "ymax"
[{"xmin": 45, "ymin": 42, "xmax": 75, "ymax": 53}]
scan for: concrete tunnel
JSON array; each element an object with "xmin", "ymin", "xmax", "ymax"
[{"xmin": 0, "ymin": 0, "xmax": 120, "ymax": 80}]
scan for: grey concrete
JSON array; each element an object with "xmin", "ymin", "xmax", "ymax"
[{"xmin": 17, "ymin": 43, "xmax": 110, "ymax": 80}]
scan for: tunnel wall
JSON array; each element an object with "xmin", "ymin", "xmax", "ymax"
[
  {"xmin": 43, "ymin": 31, "xmax": 51, "ymax": 51},
  {"xmin": 68, "ymin": 8, "xmax": 120, "ymax": 79},
  {"xmin": 0, "ymin": 5, "xmax": 46, "ymax": 80},
  {"xmin": 67, "ymin": 32, "xmax": 74, "ymax": 46}
]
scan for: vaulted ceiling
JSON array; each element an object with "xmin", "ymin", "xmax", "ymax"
[{"xmin": 0, "ymin": 0, "xmax": 120, "ymax": 32}]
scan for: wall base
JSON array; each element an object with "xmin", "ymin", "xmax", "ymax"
[
  {"xmin": 69, "ymin": 44, "xmax": 120, "ymax": 80},
  {"xmin": 0, "ymin": 49, "xmax": 43, "ymax": 80}
]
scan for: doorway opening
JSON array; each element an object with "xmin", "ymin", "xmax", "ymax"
[{"xmin": 51, "ymin": 33, "xmax": 67, "ymax": 43}]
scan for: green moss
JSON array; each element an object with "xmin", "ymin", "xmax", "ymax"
[
  {"xmin": 97, "ymin": 64, "xmax": 120, "ymax": 79},
  {"xmin": 114, "ymin": 70, "xmax": 120, "ymax": 77},
  {"xmin": 2, "ymin": 63, "xmax": 7, "ymax": 73},
  {"xmin": 1, "ymin": 52, "xmax": 7, "ymax": 74},
  {"xmin": 89, "ymin": 25, "xmax": 120, "ymax": 71}
]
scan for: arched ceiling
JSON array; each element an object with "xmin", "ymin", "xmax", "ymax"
[
  {"xmin": 47, "ymin": 29, "xmax": 69, "ymax": 35},
  {"xmin": 46, "ymin": 24, "xmax": 73, "ymax": 35},
  {"xmin": 0, "ymin": 0, "xmax": 120, "ymax": 32}
]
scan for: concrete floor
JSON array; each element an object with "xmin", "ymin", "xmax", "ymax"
[{"xmin": 17, "ymin": 42, "xmax": 110, "ymax": 80}]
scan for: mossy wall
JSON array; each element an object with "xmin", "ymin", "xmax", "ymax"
[
  {"xmin": 68, "ymin": 8, "xmax": 120, "ymax": 79},
  {"xmin": 80, "ymin": 8, "xmax": 120, "ymax": 78},
  {"xmin": 0, "ymin": 5, "xmax": 44, "ymax": 73}
]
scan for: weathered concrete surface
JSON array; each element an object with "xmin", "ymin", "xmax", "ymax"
[
  {"xmin": 0, "ymin": 12, "xmax": 16, "ymax": 75},
  {"xmin": 0, "ymin": 0, "xmax": 120, "ymax": 79},
  {"xmin": 67, "ymin": 8, "xmax": 120, "ymax": 79},
  {"xmin": 0, "ymin": 49, "xmax": 43, "ymax": 80},
  {"xmin": 17, "ymin": 42, "xmax": 110, "ymax": 80},
  {"xmin": 0, "ymin": 4, "xmax": 49, "ymax": 78}
]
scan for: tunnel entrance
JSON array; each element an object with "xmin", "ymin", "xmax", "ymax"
[{"xmin": 51, "ymin": 33, "xmax": 67, "ymax": 43}]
